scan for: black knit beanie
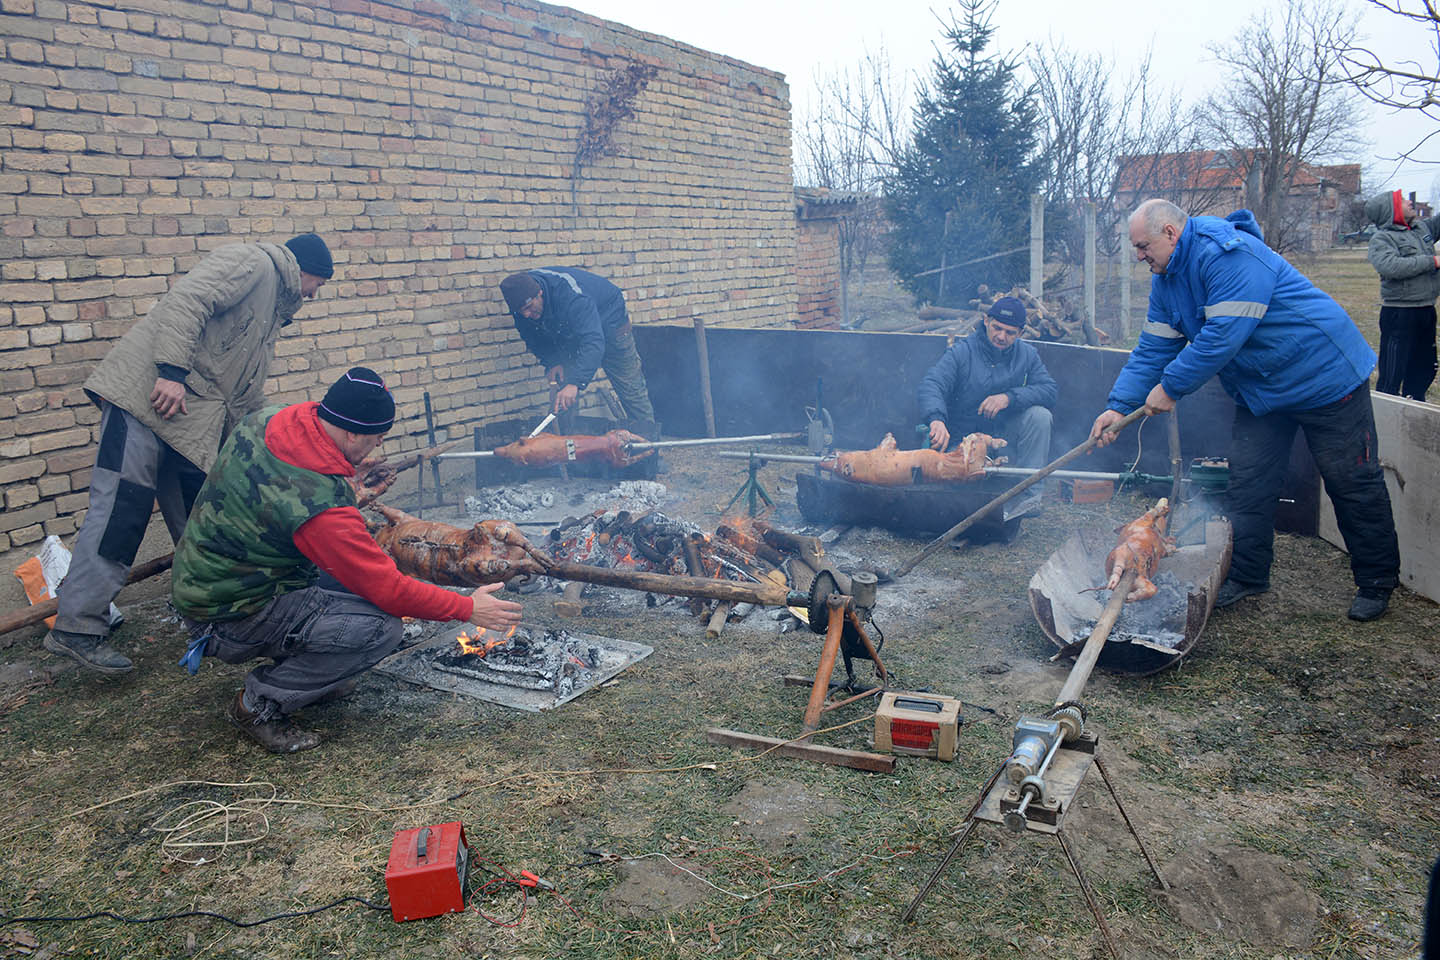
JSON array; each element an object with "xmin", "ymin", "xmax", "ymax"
[
  {"xmin": 285, "ymin": 233, "xmax": 334, "ymax": 279},
  {"xmin": 499, "ymin": 272, "xmax": 542, "ymax": 313},
  {"xmin": 318, "ymin": 367, "xmax": 394, "ymax": 435},
  {"xmin": 987, "ymin": 296, "xmax": 1027, "ymax": 328}
]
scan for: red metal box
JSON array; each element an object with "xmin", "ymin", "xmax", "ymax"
[{"xmin": 384, "ymin": 821, "xmax": 470, "ymax": 922}]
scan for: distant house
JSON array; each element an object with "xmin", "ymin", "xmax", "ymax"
[{"xmin": 1115, "ymin": 150, "xmax": 1363, "ymax": 251}]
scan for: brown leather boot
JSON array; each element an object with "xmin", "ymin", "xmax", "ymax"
[{"xmin": 226, "ymin": 691, "xmax": 321, "ymax": 754}]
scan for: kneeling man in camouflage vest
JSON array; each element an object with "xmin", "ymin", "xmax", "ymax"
[{"xmin": 170, "ymin": 368, "xmax": 524, "ymax": 753}]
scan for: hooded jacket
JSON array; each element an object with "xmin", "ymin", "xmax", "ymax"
[
  {"xmin": 83, "ymin": 242, "xmax": 303, "ymax": 473},
  {"xmin": 917, "ymin": 326, "xmax": 1058, "ymax": 432},
  {"xmin": 509, "ymin": 267, "xmax": 628, "ymax": 391},
  {"xmin": 1365, "ymin": 190, "xmax": 1440, "ymax": 308},
  {"xmin": 1108, "ymin": 210, "xmax": 1375, "ymax": 417}
]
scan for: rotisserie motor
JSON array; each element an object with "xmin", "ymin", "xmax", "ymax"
[
  {"xmin": 1102, "ymin": 498, "xmax": 1174, "ymax": 602},
  {"xmin": 492, "ymin": 429, "xmax": 651, "ymax": 469},
  {"xmin": 371, "ymin": 504, "xmax": 550, "ymax": 585},
  {"xmin": 823, "ymin": 432, "xmax": 1006, "ymax": 486}
]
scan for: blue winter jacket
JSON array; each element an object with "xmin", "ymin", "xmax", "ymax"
[
  {"xmin": 1107, "ymin": 211, "xmax": 1376, "ymax": 416},
  {"xmin": 510, "ymin": 267, "xmax": 628, "ymax": 390},
  {"xmin": 917, "ymin": 327, "xmax": 1058, "ymax": 433}
]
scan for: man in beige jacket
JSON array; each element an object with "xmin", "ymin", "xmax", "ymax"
[{"xmin": 45, "ymin": 234, "xmax": 334, "ymax": 674}]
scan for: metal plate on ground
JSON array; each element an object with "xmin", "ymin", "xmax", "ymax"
[{"xmin": 375, "ymin": 624, "xmax": 652, "ymax": 712}]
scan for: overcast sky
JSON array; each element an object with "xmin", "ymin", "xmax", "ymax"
[{"xmin": 574, "ymin": 0, "xmax": 1440, "ymax": 202}]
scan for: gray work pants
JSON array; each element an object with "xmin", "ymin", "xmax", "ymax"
[
  {"xmin": 196, "ymin": 586, "xmax": 403, "ymax": 715},
  {"xmin": 601, "ymin": 323, "xmax": 655, "ymax": 422},
  {"xmin": 56, "ymin": 402, "xmax": 206, "ymax": 637},
  {"xmin": 955, "ymin": 405, "xmax": 1053, "ymax": 469}
]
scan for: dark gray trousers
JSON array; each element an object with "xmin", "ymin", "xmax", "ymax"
[
  {"xmin": 601, "ymin": 323, "xmax": 654, "ymax": 422},
  {"xmin": 198, "ymin": 586, "xmax": 403, "ymax": 715},
  {"xmin": 1228, "ymin": 382, "xmax": 1400, "ymax": 590},
  {"xmin": 57, "ymin": 402, "xmax": 205, "ymax": 637}
]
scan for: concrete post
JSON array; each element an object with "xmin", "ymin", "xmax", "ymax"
[
  {"xmin": 1118, "ymin": 237, "xmax": 1132, "ymax": 342},
  {"xmin": 1029, "ymin": 193, "xmax": 1044, "ymax": 298},
  {"xmin": 1084, "ymin": 200, "xmax": 1097, "ymax": 340}
]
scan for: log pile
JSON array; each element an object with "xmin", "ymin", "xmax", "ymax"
[{"xmin": 968, "ymin": 284, "xmax": 1109, "ymax": 345}]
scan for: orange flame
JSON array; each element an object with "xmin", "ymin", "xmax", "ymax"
[{"xmin": 456, "ymin": 627, "xmax": 487, "ymax": 656}]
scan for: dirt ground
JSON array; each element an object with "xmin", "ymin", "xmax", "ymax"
[{"xmin": 0, "ymin": 446, "xmax": 1435, "ymax": 960}]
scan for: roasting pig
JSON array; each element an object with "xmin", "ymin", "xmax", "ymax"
[
  {"xmin": 492, "ymin": 429, "xmax": 651, "ymax": 469},
  {"xmin": 371, "ymin": 504, "xmax": 551, "ymax": 585},
  {"xmin": 823, "ymin": 432, "xmax": 1006, "ymax": 486},
  {"xmin": 1101, "ymin": 498, "xmax": 1175, "ymax": 602}
]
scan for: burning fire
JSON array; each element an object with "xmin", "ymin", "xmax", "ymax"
[{"xmin": 456, "ymin": 625, "xmax": 517, "ymax": 658}]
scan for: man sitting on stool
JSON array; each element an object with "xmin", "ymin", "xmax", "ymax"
[{"xmin": 917, "ymin": 296, "xmax": 1057, "ymax": 509}]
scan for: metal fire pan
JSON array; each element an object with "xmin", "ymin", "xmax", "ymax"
[
  {"xmin": 1028, "ymin": 514, "xmax": 1233, "ymax": 675},
  {"xmin": 794, "ymin": 471, "xmax": 1020, "ymax": 541},
  {"xmin": 373, "ymin": 622, "xmax": 653, "ymax": 712}
]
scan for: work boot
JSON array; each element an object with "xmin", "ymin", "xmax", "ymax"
[
  {"xmin": 43, "ymin": 629, "xmax": 133, "ymax": 675},
  {"xmin": 1346, "ymin": 587, "xmax": 1391, "ymax": 622},
  {"xmin": 1215, "ymin": 578, "xmax": 1269, "ymax": 608},
  {"xmin": 226, "ymin": 691, "xmax": 321, "ymax": 754}
]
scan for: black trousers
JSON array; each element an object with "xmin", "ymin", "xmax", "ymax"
[
  {"xmin": 1228, "ymin": 382, "xmax": 1399, "ymax": 590},
  {"xmin": 1375, "ymin": 304, "xmax": 1437, "ymax": 401}
]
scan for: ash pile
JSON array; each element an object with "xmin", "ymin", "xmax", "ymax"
[
  {"xmin": 464, "ymin": 480, "xmax": 669, "ymax": 523},
  {"xmin": 1073, "ymin": 570, "xmax": 1191, "ymax": 650},
  {"xmin": 427, "ymin": 626, "xmax": 604, "ymax": 699}
]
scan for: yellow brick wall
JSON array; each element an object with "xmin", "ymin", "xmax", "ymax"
[{"xmin": 0, "ymin": 0, "xmax": 797, "ymax": 560}]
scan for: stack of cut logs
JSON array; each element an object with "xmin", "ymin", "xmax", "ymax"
[{"xmin": 968, "ymin": 285, "xmax": 1107, "ymax": 344}]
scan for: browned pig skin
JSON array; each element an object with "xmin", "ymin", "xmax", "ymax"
[
  {"xmin": 371, "ymin": 504, "xmax": 551, "ymax": 586},
  {"xmin": 1102, "ymin": 497, "xmax": 1175, "ymax": 601},
  {"xmin": 824, "ymin": 432, "xmax": 1007, "ymax": 486},
  {"xmin": 492, "ymin": 429, "xmax": 652, "ymax": 469}
]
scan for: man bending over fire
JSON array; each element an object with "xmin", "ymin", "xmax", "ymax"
[
  {"xmin": 499, "ymin": 266, "xmax": 655, "ymax": 422},
  {"xmin": 170, "ymin": 368, "xmax": 524, "ymax": 754},
  {"xmin": 917, "ymin": 296, "xmax": 1057, "ymax": 507}
]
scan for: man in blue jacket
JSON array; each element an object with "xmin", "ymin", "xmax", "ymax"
[
  {"xmin": 917, "ymin": 296, "xmax": 1058, "ymax": 477},
  {"xmin": 499, "ymin": 267, "xmax": 654, "ymax": 422},
  {"xmin": 1091, "ymin": 199, "xmax": 1399, "ymax": 621}
]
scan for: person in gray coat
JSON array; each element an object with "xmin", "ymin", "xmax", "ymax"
[
  {"xmin": 45, "ymin": 234, "xmax": 333, "ymax": 675},
  {"xmin": 917, "ymin": 296, "xmax": 1058, "ymax": 475},
  {"xmin": 1366, "ymin": 189, "xmax": 1440, "ymax": 401}
]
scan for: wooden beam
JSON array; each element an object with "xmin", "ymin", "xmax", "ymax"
[{"xmin": 705, "ymin": 727, "xmax": 895, "ymax": 773}]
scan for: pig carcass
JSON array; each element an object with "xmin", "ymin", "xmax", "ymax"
[
  {"xmin": 371, "ymin": 504, "xmax": 550, "ymax": 585},
  {"xmin": 824, "ymin": 432, "xmax": 1006, "ymax": 486},
  {"xmin": 1102, "ymin": 498, "xmax": 1175, "ymax": 602},
  {"xmin": 492, "ymin": 430, "xmax": 651, "ymax": 469}
]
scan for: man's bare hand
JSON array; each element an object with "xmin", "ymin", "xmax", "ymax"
[
  {"xmin": 928, "ymin": 420, "xmax": 950, "ymax": 451},
  {"xmin": 545, "ymin": 365, "xmax": 564, "ymax": 385},
  {"xmin": 468, "ymin": 582, "xmax": 523, "ymax": 630},
  {"xmin": 1143, "ymin": 383, "xmax": 1175, "ymax": 414},
  {"xmin": 977, "ymin": 393, "xmax": 1011, "ymax": 418},
  {"xmin": 149, "ymin": 377, "xmax": 188, "ymax": 419},
  {"xmin": 553, "ymin": 384, "xmax": 579, "ymax": 413},
  {"xmin": 1089, "ymin": 409, "xmax": 1125, "ymax": 448}
]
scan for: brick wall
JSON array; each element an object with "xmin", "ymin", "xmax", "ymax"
[
  {"xmin": 0, "ymin": 0, "xmax": 796, "ymax": 565},
  {"xmin": 795, "ymin": 216, "xmax": 839, "ymax": 329}
]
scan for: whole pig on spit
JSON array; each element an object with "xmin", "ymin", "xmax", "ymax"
[
  {"xmin": 824, "ymin": 432, "xmax": 1007, "ymax": 486},
  {"xmin": 492, "ymin": 429, "xmax": 651, "ymax": 468},
  {"xmin": 1096, "ymin": 498, "xmax": 1175, "ymax": 602}
]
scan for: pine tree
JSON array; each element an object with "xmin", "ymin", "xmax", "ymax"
[{"xmin": 884, "ymin": 0, "xmax": 1044, "ymax": 307}]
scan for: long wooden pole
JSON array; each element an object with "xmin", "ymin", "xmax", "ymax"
[
  {"xmin": 693, "ymin": 317, "xmax": 717, "ymax": 438},
  {"xmin": 1055, "ymin": 569, "xmax": 1136, "ymax": 705},
  {"xmin": 0, "ymin": 553, "xmax": 174, "ymax": 638},
  {"xmin": 890, "ymin": 407, "xmax": 1149, "ymax": 579},
  {"xmin": 544, "ymin": 560, "xmax": 795, "ymax": 606}
]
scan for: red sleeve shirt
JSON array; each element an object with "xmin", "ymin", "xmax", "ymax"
[{"xmin": 266, "ymin": 401, "xmax": 473, "ymax": 623}]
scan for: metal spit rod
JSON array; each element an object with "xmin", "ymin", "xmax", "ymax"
[
  {"xmin": 436, "ymin": 432, "xmax": 803, "ymax": 460},
  {"xmin": 714, "ymin": 450, "xmax": 1180, "ymax": 484},
  {"xmin": 623, "ymin": 432, "xmax": 802, "ymax": 451}
]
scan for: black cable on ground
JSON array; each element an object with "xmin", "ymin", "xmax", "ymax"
[{"xmin": 0, "ymin": 895, "xmax": 388, "ymax": 930}]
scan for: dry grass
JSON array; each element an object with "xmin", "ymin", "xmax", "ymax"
[{"xmin": 0, "ymin": 455, "xmax": 1435, "ymax": 959}]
